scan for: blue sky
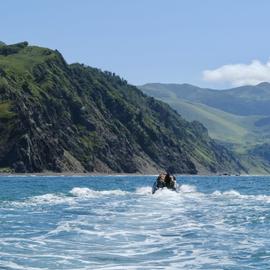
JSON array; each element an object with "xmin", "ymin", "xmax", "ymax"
[{"xmin": 1, "ymin": 0, "xmax": 270, "ymax": 88}]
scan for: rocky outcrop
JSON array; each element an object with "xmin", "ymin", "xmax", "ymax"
[{"xmin": 0, "ymin": 42, "xmax": 245, "ymax": 174}]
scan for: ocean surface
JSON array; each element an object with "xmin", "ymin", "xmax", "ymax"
[{"xmin": 1, "ymin": 175, "xmax": 270, "ymax": 270}]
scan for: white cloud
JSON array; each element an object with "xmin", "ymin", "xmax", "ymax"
[{"xmin": 203, "ymin": 59, "xmax": 270, "ymax": 87}]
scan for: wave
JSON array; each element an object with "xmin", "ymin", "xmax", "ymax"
[
  {"xmin": 139, "ymin": 184, "xmax": 270, "ymax": 204},
  {"xmin": 135, "ymin": 184, "xmax": 198, "ymax": 195},
  {"xmin": 30, "ymin": 193, "xmax": 74, "ymax": 204},
  {"xmin": 135, "ymin": 186, "xmax": 152, "ymax": 195},
  {"xmin": 0, "ymin": 261, "xmax": 43, "ymax": 270},
  {"xmin": 8, "ymin": 193, "xmax": 75, "ymax": 207},
  {"xmin": 212, "ymin": 189, "xmax": 270, "ymax": 202},
  {"xmin": 70, "ymin": 187, "xmax": 128, "ymax": 197},
  {"xmin": 4, "ymin": 187, "xmax": 129, "ymax": 208},
  {"xmin": 4, "ymin": 183, "xmax": 270, "ymax": 209},
  {"xmin": 179, "ymin": 184, "xmax": 198, "ymax": 193}
]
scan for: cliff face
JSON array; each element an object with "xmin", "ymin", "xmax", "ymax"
[{"xmin": 0, "ymin": 42, "xmax": 244, "ymax": 174}]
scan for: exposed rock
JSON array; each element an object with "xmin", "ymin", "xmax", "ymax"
[{"xmin": 0, "ymin": 42, "xmax": 245, "ymax": 174}]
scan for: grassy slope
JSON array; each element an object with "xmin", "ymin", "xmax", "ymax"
[
  {"xmin": 140, "ymin": 83, "xmax": 270, "ymax": 174},
  {"xmin": 140, "ymin": 84, "xmax": 270, "ymax": 147},
  {"xmin": 158, "ymin": 98, "xmax": 265, "ymax": 148},
  {"xmin": 140, "ymin": 83, "xmax": 270, "ymax": 116}
]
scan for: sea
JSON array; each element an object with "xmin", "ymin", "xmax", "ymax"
[{"xmin": 1, "ymin": 175, "xmax": 270, "ymax": 270}]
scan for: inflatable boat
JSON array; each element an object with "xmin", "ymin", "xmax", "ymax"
[{"xmin": 152, "ymin": 173, "xmax": 178, "ymax": 194}]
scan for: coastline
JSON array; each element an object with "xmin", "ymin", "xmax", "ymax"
[{"xmin": 0, "ymin": 172, "xmax": 258, "ymax": 177}]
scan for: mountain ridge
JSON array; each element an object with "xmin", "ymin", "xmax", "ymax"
[
  {"xmin": 140, "ymin": 82, "xmax": 270, "ymax": 116},
  {"xmin": 140, "ymin": 82, "xmax": 270, "ymax": 174},
  {"xmin": 0, "ymin": 42, "xmax": 244, "ymax": 174}
]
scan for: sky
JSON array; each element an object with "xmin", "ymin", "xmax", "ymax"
[{"xmin": 1, "ymin": 0, "xmax": 270, "ymax": 88}]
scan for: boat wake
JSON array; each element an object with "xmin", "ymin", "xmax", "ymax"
[
  {"xmin": 3, "ymin": 184, "xmax": 270, "ymax": 209},
  {"xmin": 1, "ymin": 177, "xmax": 270, "ymax": 269}
]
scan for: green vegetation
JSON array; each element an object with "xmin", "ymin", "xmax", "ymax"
[
  {"xmin": 140, "ymin": 83, "xmax": 270, "ymax": 116},
  {"xmin": 0, "ymin": 167, "xmax": 13, "ymax": 173},
  {"xmin": 140, "ymin": 83, "xmax": 270, "ymax": 174},
  {"xmin": 0, "ymin": 102, "xmax": 15, "ymax": 119},
  {"xmin": 0, "ymin": 42, "xmax": 245, "ymax": 174}
]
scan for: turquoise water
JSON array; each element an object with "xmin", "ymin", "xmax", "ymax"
[{"xmin": 1, "ymin": 175, "xmax": 270, "ymax": 269}]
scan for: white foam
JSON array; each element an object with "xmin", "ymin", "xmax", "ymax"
[
  {"xmin": 223, "ymin": 190, "xmax": 242, "ymax": 197},
  {"xmin": 30, "ymin": 193, "xmax": 75, "ymax": 205},
  {"xmin": 135, "ymin": 184, "xmax": 203, "ymax": 200},
  {"xmin": 7, "ymin": 193, "xmax": 75, "ymax": 208},
  {"xmin": 0, "ymin": 261, "xmax": 42, "ymax": 270},
  {"xmin": 4, "ymin": 187, "xmax": 130, "ymax": 208},
  {"xmin": 179, "ymin": 184, "xmax": 198, "ymax": 193},
  {"xmin": 47, "ymin": 221, "xmax": 73, "ymax": 236},
  {"xmin": 212, "ymin": 189, "xmax": 243, "ymax": 198},
  {"xmin": 6, "ymin": 184, "xmax": 270, "ymax": 212},
  {"xmin": 3, "ymin": 181, "xmax": 270, "ymax": 270},
  {"xmin": 70, "ymin": 187, "xmax": 128, "ymax": 197},
  {"xmin": 212, "ymin": 191, "xmax": 222, "ymax": 196},
  {"xmin": 212, "ymin": 189, "xmax": 270, "ymax": 203},
  {"xmin": 135, "ymin": 186, "xmax": 152, "ymax": 195}
]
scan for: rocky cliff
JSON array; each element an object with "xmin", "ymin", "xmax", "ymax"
[{"xmin": 0, "ymin": 42, "xmax": 244, "ymax": 174}]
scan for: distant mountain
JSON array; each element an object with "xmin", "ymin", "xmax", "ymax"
[
  {"xmin": 140, "ymin": 83, "xmax": 270, "ymax": 174},
  {"xmin": 140, "ymin": 83, "xmax": 270, "ymax": 116},
  {"xmin": 0, "ymin": 42, "xmax": 244, "ymax": 174}
]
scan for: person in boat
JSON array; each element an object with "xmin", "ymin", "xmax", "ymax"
[
  {"xmin": 164, "ymin": 172, "xmax": 177, "ymax": 190},
  {"xmin": 156, "ymin": 172, "xmax": 166, "ymax": 188},
  {"xmin": 152, "ymin": 173, "xmax": 165, "ymax": 194}
]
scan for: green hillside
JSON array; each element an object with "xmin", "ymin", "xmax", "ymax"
[
  {"xmin": 0, "ymin": 42, "xmax": 245, "ymax": 174},
  {"xmin": 141, "ymin": 83, "xmax": 270, "ymax": 116},
  {"xmin": 165, "ymin": 99, "xmax": 254, "ymax": 144},
  {"xmin": 140, "ymin": 83, "xmax": 270, "ymax": 174},
  {"xmin": 140, "ymin": 83, "xmax": 270, "ymax": 146}
]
